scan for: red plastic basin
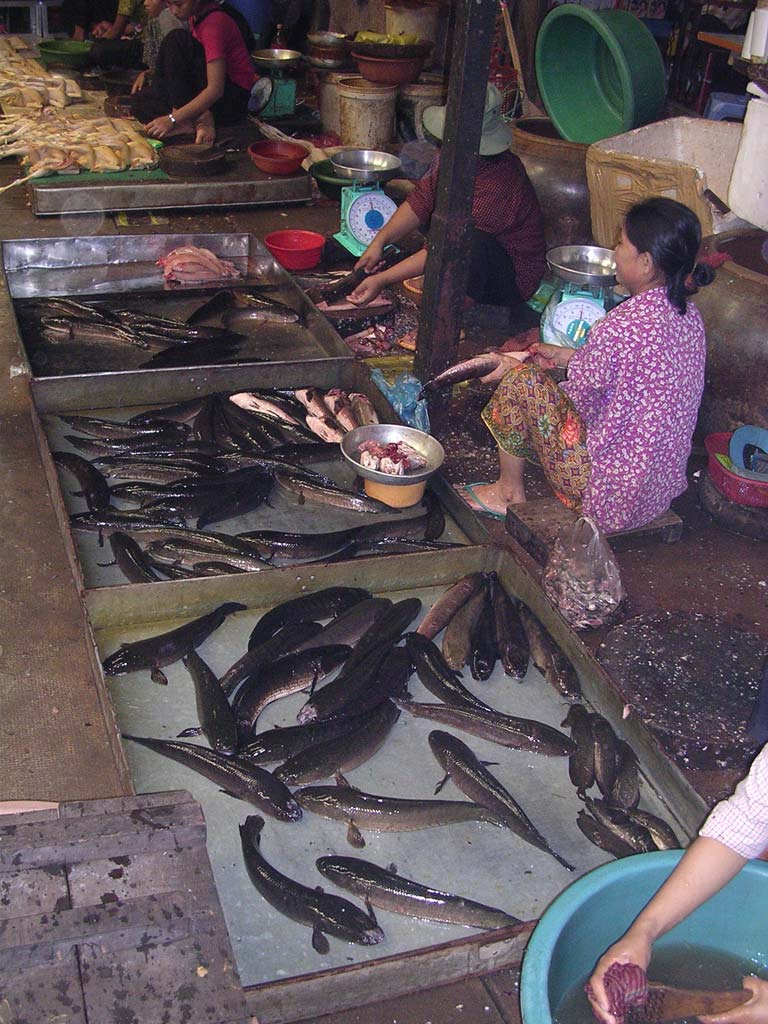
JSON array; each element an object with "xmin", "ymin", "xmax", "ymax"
[
  {"xmin": 264, "ymin": 230, "xmax": 326, "ymax": 270},
  {"xmin": 248, "ymin": 140, "xmax": 307, "ymax": 175},
  {"xmin": 705, "ymin": 432, "xmax": 768, "ymax": 508}
]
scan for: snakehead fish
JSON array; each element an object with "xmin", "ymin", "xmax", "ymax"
[
  {"xmin": 489, "ymin": 575, "xmax": 529, "ymax": 680},
  {"xmin": 416, "ymin": 572, "xmax": 488, "ymax": 640},
  {"xmin": 248, "ymin": 587, "xmax": 371, "ymax": 649},
  {"xmin": 405, "ymin": 632, "xmax": 493, "ymax": 713},
  {"xmin": 239, "ymin": 815, "xmax": 383, "ymax": 954},
  {"xmin": 52, "ymin": 450, "xmax": 111, "ymax": 511},
  {"xmin": 239, "ymin": 710, "xmax": 371, "ymax": 766},
  {"xmin": 316, "ymin": 856, "xmax": 521, "ymax": 930},
  {"xmin": 418, "ymin": 353, "xmax": 503, "ymax": 398},
  {"xmin": 182, "ymin": 650, "xmax": 238, "ymax": 754}
]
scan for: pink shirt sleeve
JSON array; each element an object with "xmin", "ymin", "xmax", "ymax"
[{"xmin": 698, "ymin": 743, "xmax": 768, "ymax": 859}]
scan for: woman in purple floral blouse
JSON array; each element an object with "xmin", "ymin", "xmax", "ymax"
[{"xmin": 467, "ymin": 198, "xmax": 715, "ymax": 532}]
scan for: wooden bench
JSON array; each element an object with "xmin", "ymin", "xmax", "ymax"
[{"xmin": 505, "ymin": 496, "xmax": 683, "ymax": 565}]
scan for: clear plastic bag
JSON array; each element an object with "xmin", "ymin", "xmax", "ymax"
[
  {"xmin": 542, "ymin": 516, "xmax": 624, "ymax": 629},
  {"xmin": 370, "ymin": 369, "xmax": 430, "ymax": 432}
]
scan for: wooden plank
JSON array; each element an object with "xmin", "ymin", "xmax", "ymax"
[{"xmin": 505, "ymin": 498, "xmax": 683, "ymax": 565}]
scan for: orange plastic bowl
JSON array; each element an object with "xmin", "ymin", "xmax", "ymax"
[
  {"xmin": 248, "ymin": 139, "xmax": 307, "ymax": 175},
  {"xmin": 264, "ymin": 230, "xmax": 326, "ymax": 270},
  {"xmin": 352, "ymin": 52, "xmax": 425, "ymax": 85}
]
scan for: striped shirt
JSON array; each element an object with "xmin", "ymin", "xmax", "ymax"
[{"xmin": 699, "ymin": 743, "xmax": 768, "ymax": 859}]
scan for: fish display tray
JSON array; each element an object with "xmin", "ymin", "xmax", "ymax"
[
  {"xmin": 3, "ymin": 233, "xmax": 350, "ymax": 383},
  {"xmin": 31, "ymin": 358, "xmax": 487, "ymax": 593},
  {"xmin": 85, "ymin": 546, "xmax": 700, "ymax": 1023},
  {"xmin": 28, "ymin": 150, "xmax": 312, "ymax": 216}
]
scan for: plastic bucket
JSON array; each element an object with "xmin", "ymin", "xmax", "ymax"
[
  {"xmin": 520, "ymin": 850, "xmax": 768, "ymax": 1024},
  {"xmin": 397, "ymin": 74, "xmax": 447, "ymax": 141},
  {"xmin": 535, "ymin": 5, "xmax": 666, "ymax": 144},
  {"xmin": 337, "ymin": 77, "xmax": 398, "ymax": 148},
  {"xmin": 318, "ymin": 70, "xmax": 348, "ymax": 136}
]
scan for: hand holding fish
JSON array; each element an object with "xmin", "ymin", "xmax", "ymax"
[
  {"xmin": 529, "ymin": 341, "xmax": 575, "ymax": 369},
  {"xmin": 355, "ymin": 237, "xmax": 386, "ymax": 273},
  {"xmin": 346, "ymin": 276, "xmax": 384, "ymax": 307},
  {"xmin": 478, "ymin": 349, "xmax": 532, "ymax": 384},
  {"xmin": 700, "ymin": 977, "xmax": 768, "ymax": 1024}
]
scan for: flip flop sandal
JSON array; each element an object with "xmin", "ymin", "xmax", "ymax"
[{"xmin": 457, "ymin": 482, "xmax": 507, "ymax": 520}]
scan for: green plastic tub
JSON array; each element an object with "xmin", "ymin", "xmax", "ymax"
[
  {"xmin": 535, "ymin": 5, "xmax": 665, "ymax": 144},
  {"xmin": 309, "ymin": 158, "xmax": 348, "ymax": 201},
  {"xmin": 520, "ymin": 850, "xmax": 768, "ymax": 1024},
  {"xmin": 38, "ymin": 40, "xmax": 93, "ymax": 69}
]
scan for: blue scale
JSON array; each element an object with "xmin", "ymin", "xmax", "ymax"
[{"xmin": 330, "ymin": 149, "xmax": 402, "ymax": 258}]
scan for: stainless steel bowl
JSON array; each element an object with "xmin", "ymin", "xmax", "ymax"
[
  {"xmin": 251, "ymin": 48, "xmax": 302, "ymax": 71},
  {"xmin": 307, "ymin": 31, "xmax": 348, "ymax": 50},
  {"xmin": 546, "ymin": 244, "xmax": 616, "ymax": 286},
  {"xmin": 340, "ymin": 424, "xmax": 445, "ymax": 487},
  {"xmin": 330, "ymin": 149, "xmax": 402, "ymax": 183}
]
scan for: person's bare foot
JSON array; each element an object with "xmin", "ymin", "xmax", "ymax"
[
  {"xmin": 194, "ymin": 110, "xmax": 215, "ymax": 146},
  {"xmin": 458, "ymin": 481, "xmax": 526, "ymax": 517}
]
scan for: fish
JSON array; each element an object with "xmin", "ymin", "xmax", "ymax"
[
  {"xmin": 229, "ymin": 391, "xmax": 304, "ymax": 426},
  {"xmin": 22, "ymin": 296, "xmax": 119, "ymax": 322},
  {"xmin": 441, "ymin": 588, "xmax": 487, "ymax": 671},
  {"xmin": 310, "ymin": 248, "xmax": 407, "ymax": 305},
  {"xmin": 239, "ymin": 710, "xmax": 371, "ymax": 766},
  {"xmin": 316, "ymin": 299, "xmax": 398, "ymax": 338},
  {"xmin": 429, "ymin": 730, "xmax": 575, "ymax": 871},
  {"xmin": 275, "ymin": 472, "xmax": 395, "ymax": 514},
  {"xmin": 182, "ymin": 650, "xmax": 238, "ymax": 754},
  {"xmin": 222, "ymin": 297, "xmax": 299, "ymax": 327},
  {"xmin": 128, "ymin": 396, "xmax": 207, "ymax": 425},
  {"xmin": 237, "ymin": 527, "xmax": 358, "ymax": 563},
  {"xmin": 59, "ymin": 414, "xmax": 190, "ymax": 441},
  {"xmin": 138, "ymin": 336, "xmax": 255, "ymax": 370},
  {"xmin": 40, "ymin": 315, "xmax": 151, "ymax": 348},
  {"xmin": 90, "ymin": 459, "xmax": 213, "ymax": 484},
  {"xmin": 70, "ymin": 508, "xmax": 187, "ymax": 541},
  {"xmin": 274, "ymin": 699, "xmax": 401, "ymax": 785},
  {"xmin": 581, "ymin": 798, "xmax": 656, "ymax": 854},
  {"xmin": 607, "ymin": 739, "xmax": 640, "ymax": 810},
  {"xmin": 624, "ymin": 808, "xmax": 680, "ymax": 850},
  {"xmin": 562, "ymin": 704, "xmax": 596, "ymax": 795},
  {"xmin": 221, "ymin": 621, "xmax": 325, "ymax": 699},
  {"xmin": 235, "ymin": 645, "xmax": 351, "ymax": 743},
  {"xmin": 591, "ymin": 715, "xmax": 621, "ymax": 797},
  {"xmin": 293, "ymin": 597, "xmax": 394, "ymax": 651},
  {"xmin": 297, "ymin": 781, "xmax": 504, "ymax": 847},
  {"xmin": 114, "ymin": 309, "xmax": 235, "ymax": 341},
  {"xmin": 124, "ymin": 736, "xmax": 300, "ymax": 820},
  {"xmin": 469, "ymin": 590, "xmax": 498, "ymax": 682},
  {"xmin": 305, "ymin": 415, "xmax": 346, "ymax": 443},
  {"xmin": 405, "ymin": 632, "xmax": 493, "ymax": 713},
  {"xmin": 576, "ymin": 809, "xmax": 636, "ymax": 859},
  {"xmin": 239, "ymin": 815, "xmax": 383, "ymax": 954},
  {"xmin": 185, "ymin": 288, "xmax": 236, "ymax": 325},
  {"xmin": 416, "ymin": 572, "xmax": 488, "ymax": 640},
  {"xmin": 394, "ymin": 700, "xmax": 576, "ymax": 757},
  {"xmin": 489, "ymin": 576, "xmax": 529, "ymax": 681},
  {"xmin": 519, "ymin": 606, "xmax": 581, "ymax": 702},
  {"xmin": 316, "ymin": 856, "xmax": 521, "ymax": 930},
  {"xmin": 323, "ymin": 389, "xmax": 359, "ymax": 432},
  {"xmin": 294, "ymin": 387, "xmax": 333, "ymax": 421},
  {"xmin": 147, "ymin": 539, "xmax": 268, "ymax": 573},
  {"xmin": 102, "ymin": 601, "xmax": 246, "ymax": 684},
  {"xmin": 195, "ymin": 473, "xmax": 272, "ymax": 529},
  {"xmin": 101, "ymin": 531, "xmax": 164, "ymax": 584},
  {"xmin": 52, "ymin": 450, "xmax": 111, "ymax": 511},
  {"xmin": 418, "ymin": 353, "xmax": 503, "ymax": 398},
  {"xmin": 248, "ymin": 587, "xmax": 371, "ymax": 649},
  {"xmin": 348, "ymin": 393, "xmax": 379, "ymax": 427}
]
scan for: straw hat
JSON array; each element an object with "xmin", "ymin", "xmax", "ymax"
[{"xmin": 421, "ymin": 83, "xmax": 512, "ymax": 156}]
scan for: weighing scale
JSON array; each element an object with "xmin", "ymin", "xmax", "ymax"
[
  {"xmin": 251, "ymin": 49, "xmax": 302, "ymax": 120},
  {"xmin": 540, "ymin": 244, "xmax": 618, "ymax": 348},
  {"xmin": 330, "ymin": 150, "xmax": 402, "ymax": 258}
]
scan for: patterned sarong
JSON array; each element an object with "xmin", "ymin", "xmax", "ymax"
[{"xmin": 481, "ymin": 363, "xmax": 591, "ymax": 509}]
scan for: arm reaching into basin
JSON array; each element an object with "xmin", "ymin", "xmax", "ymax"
[{"xmin": 587, "ymin": 742, "xmax": 768, "ymax": 1024}]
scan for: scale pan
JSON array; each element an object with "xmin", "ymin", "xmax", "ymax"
[
  {"xmin": 546, "ymin": 244, "xmax": 616, "ymax": 286},
  {"xmin": 330, "ymin": 149, "xmax": 402, "ymax": 182},
  {"xmin": 252, "ymin": 48, "xmax": 302, "ymax": 71}
]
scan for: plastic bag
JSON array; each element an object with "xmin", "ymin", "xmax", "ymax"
[
  {"xmin": 542, "ymin": 516, "xmax": 624, "ymax": 629},
  {"xmin": 370, "ymin": 369, "xmax": 430, "ymax": 432}
]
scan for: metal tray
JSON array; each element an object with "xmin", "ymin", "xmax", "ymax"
[
  {"xmin": 32, "ymin": 359, "xmax": 487, "ymax": 594},
  {"xmin": 87, "ymin": 546, "xmax": 699, "ymax": 1023},
  {"xmin": 28, "ymin": 150, "xmax": 312, "ymax": 216},
  {"xmin": 3, "ymin": 233, "xmax": 350, "ymax": 384}
]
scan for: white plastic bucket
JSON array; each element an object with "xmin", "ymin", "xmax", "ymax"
[
  {"xmin": 728, "ymin": 84, "xmax": 768, "ymax": 231},
  {"xmin": 318, "ymin": 71, "xmax": 348, "ymax": 136},
  {"xmin": 337, "ymin": 77, "xmax": 398, "ymax": 148},
  {"xmin": 397, "ymin": 74, "xmax": 447, "ymax": 140}
]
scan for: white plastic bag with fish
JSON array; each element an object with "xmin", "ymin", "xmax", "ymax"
[{"xmin": 542, "ymin": 516, "xmax": 624, "ymax": 629}]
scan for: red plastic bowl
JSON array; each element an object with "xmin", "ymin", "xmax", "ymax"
[
  {"xmin": 264, "ymin": 230, "xmax": 326, "ymax": 270},
  {"xmin": 248, "ymin": 140, "xmax": 307, "ymax": 175},
  {"xmin": 705, "ymin": 432, "xmax": 768, "ymax": 508}
]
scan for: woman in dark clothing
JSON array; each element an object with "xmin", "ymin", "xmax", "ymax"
[{"xmin": 132, "ymin": 0, "xmax": 256, "ymax": 144}]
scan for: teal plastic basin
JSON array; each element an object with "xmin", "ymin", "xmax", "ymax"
[
  {"xmin": 520, "ymin": 850, "xmax": 768, "ymax": 1024},
  {"xmin": 535, "ymin": 5, "xmax": 665, "ymax": 144}
]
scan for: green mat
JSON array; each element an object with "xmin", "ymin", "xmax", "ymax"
[{"xmin": 35, "ymin": 167, "xmax": 170, "ymax": 184}]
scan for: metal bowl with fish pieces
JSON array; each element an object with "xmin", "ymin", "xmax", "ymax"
[
  {"xmin": 341, "ymin": 424, "xmax": 444, "ymax": 508},
  {"xmin": 330, "ymin": 150, "xmax": 402, "ymax": 183},
  {"xmin": 546, "ymin": 244, "xmax": 616, "ymax": 287},
  {"xmin": 251, "ymin": 48, "xmax": 302, "ymax": 72}
]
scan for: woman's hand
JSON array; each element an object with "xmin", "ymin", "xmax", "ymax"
[
  {"xmin": 529, "ymin": 341, "xmax": 575, "ymax": 369},
  {"xmin": 347, "ymin": 275, "xmax": 384, "ymax": 307},
  {"xmin": 478, "ymin": 350, "xmax": 531, "ymax": 384},
  {"xmin": 144, "ymin": 113, "xmax": 176, "ymax": 139},
  {"xmin": 90, "ymin": 19, "xmax": 113, "ymax": 36},
  {"xmin": 355, "ymin": 238, "xmax": 385, "ymax": 273},
  {"xmin": 701, "ymin": 978, "xmax": 768, "ymax": 1024},
  {"xmin": 586, "ymin": 935, "xmax": 653, "ymax": 1024},
  {"xmin": 131, "ymin": 70, "xmax": 147, "ymax": 94}
]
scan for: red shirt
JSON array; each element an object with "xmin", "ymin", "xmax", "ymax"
[
  {"xmin": 192, "ymin": 6, "xmax": 256, "ymax": 92},
  {"xmin": 406, "ymin": 151, "xmax": 546, "ymax": 301}
]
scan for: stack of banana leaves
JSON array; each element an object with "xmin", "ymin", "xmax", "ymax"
[
  {"xmin": 106, "ymin": 576, "xmax": 680, "ymax": 956},
  {"xmin": 54, "ymin": 388, "xmax": 459, "ymax": 581}
]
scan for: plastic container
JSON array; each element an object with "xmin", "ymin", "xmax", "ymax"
[
  {"xmin": 318, "ymin": 70, "xmax": 348, "ymax": 135},
  {"xmin": 728, "ymin": 83, "xmax": 768, "ymax": 231},
  {"xmin": 263, "ymin": 230, "xmax": 325, "ymax": 270},
  {"xmin": 520, "ymin": 851, "xmax": 768, "ymax": 1024},
  {"xmin": 705, "ymin": 432, "xmax": 768, "ymax": 508},
  {"xmin": 397, "ymin": 74, "xmax": 447, "ymax": 141},
  {"xmin": 37, "ymin": 39, "xmax": 92, "ymax": 68},
  {"xmin": 247, "ymin": 140, "xmax": 306, "ymax": 175},
  {"xmin": 308, "ymin": 158, "xmax": 348, "ymax": 200},
  {"xmin": 586, "ymin": 117, "xmax": 742, "ymax": 248},
  {"xmin": 352, "ymin": 52, "xmax": 425, "ymax": 86},
  {"xmin": 535, "ymin": 5, "xmax": 666, "ymax": 144},
  {"xmin": 337, "ymin": 76, "xmax": 398, "ymax": 148}
]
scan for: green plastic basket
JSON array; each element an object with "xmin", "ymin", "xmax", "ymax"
[{"xmin": 38, "ymin": 39, "xmax": 93, "ymax": 69}]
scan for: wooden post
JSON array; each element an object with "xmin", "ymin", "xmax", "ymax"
[{"xmin": 414, "ymin": 0, "xmax": 498, "ymax": 426}]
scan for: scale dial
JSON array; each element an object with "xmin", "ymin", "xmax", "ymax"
[
  {"xmin": 346, "ymin": 190, "xmax": 397, "ymax": 245},
  {"xmin": 550, "ymin": 294, "xmax": 606, "ymax": 345}
]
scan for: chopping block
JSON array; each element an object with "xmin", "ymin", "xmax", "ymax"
[
  {"xmin": 0, "ymin": 790, "xmax": 250, "ymax": 1024},
  {"xmin": 505, "ymin": 496, "xmax": 682, "ymax": 565}
]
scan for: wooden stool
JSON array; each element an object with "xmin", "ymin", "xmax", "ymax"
[{"xmin": 505, "ymin": 496, "xmax": 683, "ymax": 564}]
